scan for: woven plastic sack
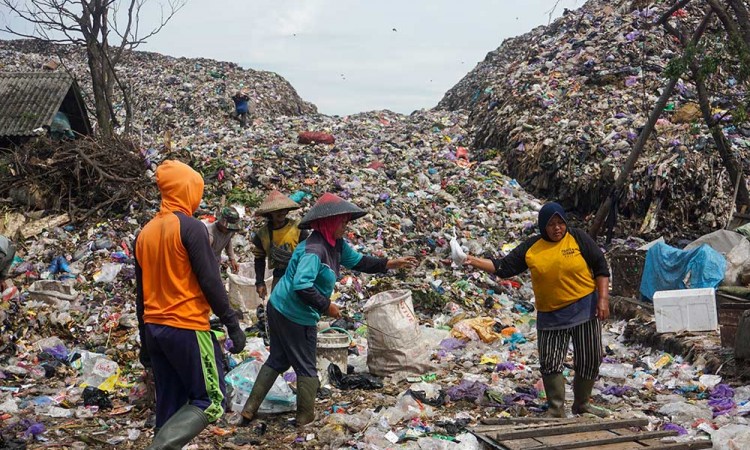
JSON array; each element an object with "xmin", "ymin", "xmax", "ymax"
[{"xmin": 363, "ymin": 290, "xmax": 434, "ymax": 376}]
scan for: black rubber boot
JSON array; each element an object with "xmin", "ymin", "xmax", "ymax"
[
  {"xmin": 542, "ymin": 374, "xmax": 566, "ymax": 418},
  {"xmin": 295, "ymin": 376, "xmax": 320, "ymax": 426},
  {"xmin": 240, "ymin": 365, "xmax": 280, "ymax": 422},
  {"xmin": 147, "ymin": 405, "xmax": 208, "ymax": 450},
  {"xmin": 571, "ymin": 376, "xmax": 609, "ymax": 417}
]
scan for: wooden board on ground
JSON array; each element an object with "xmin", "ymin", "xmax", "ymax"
[{"xmin": 471, "ymin": 418, "xmax": 712, "ymax": 450}]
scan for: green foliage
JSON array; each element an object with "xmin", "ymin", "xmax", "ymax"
[
  {"xmin": 226, "ymin": 188, "xmax": 262, "ymax": 208},
  {"xmin": 198, "ymin": 158, "xmax": 227, "ymax": 176},
  {"xmin": 735, "ymin": 103, "xmax": 749, "ymax": 125}
]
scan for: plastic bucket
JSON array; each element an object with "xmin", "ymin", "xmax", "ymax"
[{"xmin": 316, "ymin": 329, "xmax": 351, "ymax": 375}]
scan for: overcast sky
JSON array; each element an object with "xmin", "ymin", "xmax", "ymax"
[{"xmin": 1, "ymin": 0, "xmax": 583, "ymax": 115}]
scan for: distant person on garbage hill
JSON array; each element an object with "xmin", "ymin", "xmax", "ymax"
[
  {"xmin": 231, "ymin": 90, "xmax": 250, "ymax": 127},
  {"xmin": 251, "ymin": 190, "xmax": 309, "ymax": 298},
  {"xmin": 0, "ymin": 234, "xmax": 16, "ymax": 291},
  {"xmin": 463, "ymin": 202, "xmax": 610, "ymax": 418},
  {"xmin": 241, "ymin": 193, "xmax": 418, "ymax": 427},
  {"xmin": 135, "ymin": 160, "xmax": 246, "ymax": 449},
  {"xmin": 206, "ymin": 206, "xmax": 241, "ymax": 274}
]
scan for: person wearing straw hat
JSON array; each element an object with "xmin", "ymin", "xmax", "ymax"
[
  {"xmin": 251, "ymin": 190, "xmax": 309, "ymax": 298},
  {"xmin": 241, "ymin": 193, "xmax": 418, "ymax": 426},
  {"xmin": 206, "ymin": 206, "xmax": 242, "ymax": 274}
]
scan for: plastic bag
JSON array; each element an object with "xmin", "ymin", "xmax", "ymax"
[
  {"xmin": 449, "ymin": 228, "xmax": 466, "ymax": 265},
  {"xmin": 75, "ymin": 350, "xmax": 120, "ymax": 392},
  {"xmin": 225, "ymin": 359, "xmax": 295, "ymax": 414},
  {"xmin": 640, "ymin": 242, "xmax": 726, "ymax": 301},
  {"xmin": 327, "ymin": 363, "xmax": 383, "ymax": 390},
  {"xmin": 93, "ymin": 263, "xmax": 123, "ymax": 283}
]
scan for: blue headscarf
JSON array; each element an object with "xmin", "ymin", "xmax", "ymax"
[{"xmin": 538, "ymin": 202, "xmax": 568, "ymax": 241}]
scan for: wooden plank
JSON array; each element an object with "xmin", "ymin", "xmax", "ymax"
[
  {"xmin": 526, "ymin": 430, "xmax": 676, "ymax": 449},
  {"xmin": 535, "ymin": 430, "xmax": 614, "ymax": 446},
  {"xmin": 481, "ymin": 417, "xmax": 579, "ymax": 425},
  {"xmin": 480, "ymin": 419, "xmax": 649, "ymax": 441},
  {"xmin": 637, "ymin": 438, "xmax": 713, "ymax": 449},
  {"xmin": 473, "ymin": 419, "xmax": 613, "ymax": 434},
  {"xmin": 502, "ymin": 438, "xmax": 544, "ymax": 450}
]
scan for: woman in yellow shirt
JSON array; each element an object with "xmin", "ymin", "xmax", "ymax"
[{"xmin": 464, "ymin": 202, "xmax": 610, "ymax": 418}]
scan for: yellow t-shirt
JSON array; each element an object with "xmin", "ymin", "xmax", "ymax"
[
  {"xmin": 251, "ymin": 219, "xmax": 304, "ymax": 268},
  {"xmin": 525, "ymin": 232, "xmax": 596, "ymax": 312}
]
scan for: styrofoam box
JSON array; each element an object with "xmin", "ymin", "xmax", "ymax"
[{"xmin": 653, "ymin": 288, "xmax": 718, "ymax": 333}]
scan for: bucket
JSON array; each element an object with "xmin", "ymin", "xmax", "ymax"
[{"xmin": 316, "ymin": 328, "xmax": 351, "ymax": 382}]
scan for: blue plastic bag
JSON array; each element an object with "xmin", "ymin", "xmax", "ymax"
[{"xmin": 640, "ymin": 242, "xmax": 726, "ymax": 301}]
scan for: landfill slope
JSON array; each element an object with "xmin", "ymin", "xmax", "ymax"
[
  {"xmin": 0, "ymin": 39, "xmax": 317, "ymax": 144},
  {"xmin": 0, "ymin": 16, "xmax": 746, "ymax": 450},
  {"xmin": 439, "ymin": 0, "xmax": 748, "ymax": 240}
]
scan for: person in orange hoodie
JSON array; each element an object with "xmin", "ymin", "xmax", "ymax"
[{"xmin": 135, "ymin": 160, "xmax": 246, "ymax": 449}]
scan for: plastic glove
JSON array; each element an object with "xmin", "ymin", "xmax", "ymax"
[{"xmin": 226, "ymin": 324, "xmax": 247, "ymax": 354}]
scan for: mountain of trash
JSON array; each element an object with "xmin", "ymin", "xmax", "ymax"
[
  {"xmin": 439, "ymin": 0, "xmax": 749, "ymax": 240},
  {"xmin": 0, "ymin": 39, "xmax": 317, "ymax": 143},
  {"xmin": 0, "ymin": 14, "xmax": 748, "ymax": 450}
]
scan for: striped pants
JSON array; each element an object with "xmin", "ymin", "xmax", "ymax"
[{"xmin": 537, "ymin": 318, "xmax": 603, "ymax": 380}]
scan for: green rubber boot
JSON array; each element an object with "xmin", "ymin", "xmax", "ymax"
[
  {"xmin": 147, "ymin": 405, "xmax": 208, "ymax": 450},
  {"xmin": 240, "ymin": 365, "xmax": 280, "ymax": 422},
  {"xmin": 571, "ymin": 376, "xmax": 609, "ymax": 417},
  {"xmin": 542, "ymin": 374, "xmax": 566, "ymax": 418},
  {"xmin": 295, "ymin": 376, "xmax": 320, "ymax": 426}
]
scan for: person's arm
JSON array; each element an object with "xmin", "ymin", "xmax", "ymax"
[
  {"xmin": 596, "ymin": 275, "xmax": 610, "ymax": 320},
  {"xmin": 569, "ymin": 228, "xmax": 610, "ymax": 278},
  {"xmin": 225, "ymin": 235, "xmax": 238, "ymax": 272},
  {"xmin": 466, "ymin": 237, "xmax": 535, "ymax": 278},
  {"xmin": 251, "ymin": 232, "xmax": 268, "ymax": 285},
  {"xmin": 341, "ymin": 240, "xmax": 388, "ymax": 274},
  {"xmin": 178, "ymin": 215, "xmax": 238, "ymax": 326},
  {"xmin": 463, "ymin": 255, "xmax": 496, "ymax": 273},
  {"xmin": 291, "ymin": 253, "xmax": 331, "ymax": 314}
]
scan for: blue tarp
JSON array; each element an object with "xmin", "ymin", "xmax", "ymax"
[{"xmin": 640, "ymin": 242, "xmax": 726, "ymax": 301}]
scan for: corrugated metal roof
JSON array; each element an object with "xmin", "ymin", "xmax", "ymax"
[{"xmin": 0, "ymin": 72, "xmax": 75, "ymax": 137}]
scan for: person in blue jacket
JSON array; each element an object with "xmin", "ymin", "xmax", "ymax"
[
  {"xmin": 231, "ymin": 91, "xmax": 250, "ymax": 127},
  {"xmin": 240, "ymin": 193, "xmax": 417, "ymax": 426}
]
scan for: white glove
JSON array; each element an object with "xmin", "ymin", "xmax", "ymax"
[{"xmin": 449, "ymin": 228, "xmax": 467, "ymax": 265}]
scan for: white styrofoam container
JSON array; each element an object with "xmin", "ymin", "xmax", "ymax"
[{"xmin": 653, "ymin": 288, "xmax": 718, "ymax": 333}]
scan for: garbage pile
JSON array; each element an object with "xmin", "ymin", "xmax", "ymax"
[
  {"xmin": 0, "ymin": 102, "xmax": 744, "ymax": 448},
  {"xmin": 439, "ymin": 0, "xmax": 749, "ymax": 240},
  {"xmin": 0, "ymin": 39, "xmax": 317, "ymax": 145},
  {"xmin": 1, "ymin": 7, "xmax": 750, "ymax": 448}
]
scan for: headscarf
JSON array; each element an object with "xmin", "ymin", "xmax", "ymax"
[
  {"xmin": 311, "ymin": 214, "xmax": 350, "ymax": 247},
  {"xmin": 538, "ymin": 202, "xmax": 568, "ymax": 242}
]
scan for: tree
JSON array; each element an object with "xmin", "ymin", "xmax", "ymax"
[
  {"xmin": 1, "ymin": 0, "xmax": 184, "ymax": 138},
  {"xmin": 590, "ymin": 1, "xmax": 750, "ymax": 237}
]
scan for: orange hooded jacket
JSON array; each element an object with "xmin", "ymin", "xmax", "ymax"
[{"xmin": 135, "ymin": 160, "xmax": 237, "ymax": 331}]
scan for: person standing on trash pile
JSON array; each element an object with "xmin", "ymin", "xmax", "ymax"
[
  {"xmin": 135, "ymin": 160, "xmax": 247, "ymax": 449},
  {"xmin": 205, "ymin": 206, "xmax": 241, "ymax": 273},
  {"xmin": 463, "ymin": 202, "xmax": 610, "ymax": 418},
  {"xmin": 0, "ymin": 234, "xmax": 16, "ymax": 291},
  {"xmin": 251, "ymin": 190, "xmax": 309, "ymax": 298},
  {"xmin": 240, "ymin": 192, "xmax": 418, "ymax": 426},
  {"xmin": 231, "ymin": 90, "xmax": 250, "ymax": 127}
]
